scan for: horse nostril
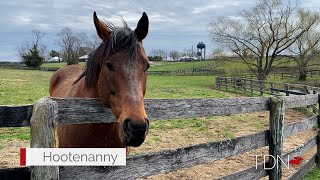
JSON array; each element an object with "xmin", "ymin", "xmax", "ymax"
[
  {"xmin": 123, "ymin": 118, "xmax": 131, "ymax": 133},
  {"xmin": 123, "ymin": 118, "xmax": 148, "ymax": 136},
  {"xmin": 122, "ymin": 118, "xmax": 149, "ymax": 147}
]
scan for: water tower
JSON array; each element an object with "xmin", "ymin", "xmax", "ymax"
[{"xmin": 196, "ymin": 42, "xmax": 206, "ymax": 61}]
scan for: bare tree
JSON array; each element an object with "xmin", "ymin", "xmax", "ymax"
[
  {"xmin": 57, "ymin": 28, "xmax": 77, "ymax": 64},
  {"xmin": 151, "ymin": 49, "xmax": 167, "ymax": 60},
  {"xmin": 210, "ymin": 0, "xmax": 319, "ymax": 80},
  {"xmin": 181, "ymin": 48, "xmax": 194, "ymax": 57},
  {"xmin": 287, "ymin": 9, "xmax": 320, "ymax": 80},
  {"xmin": 57, "ymin": 28, "xmax": 90, "ymax": 65},
  {"xmin": 169, "ymin": 50, "xmax": 180, "ymax": 61},
  {"xmin": 88, "ymin": 34, "xmax": 102, "ymax": 51},
  {"xmin": 18, "ymin": 29, "xmax": 47, "ymax": 67},
  {"xmin": 212, "ymin": 48, "xmax": 227, "ymax": 59}
]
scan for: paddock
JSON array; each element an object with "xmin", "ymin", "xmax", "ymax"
[{"xmin": 0, "ymin": 91, "xmax": 319, "ymax": 179}]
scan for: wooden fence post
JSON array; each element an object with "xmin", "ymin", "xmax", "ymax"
[
  {"xmin": 250, "ymin": 80, "xmax": 253, "ymax": 95},
  {"xmin": 215, "ymin": 77, "xmax": 220, "ymax": 89},
  {"xmin": 313, "ymin": 90, "xmax": 318, "ymax": 114},
  {"xmin": 305, "ymin": 85, "xmax": 310, "ymax": 94},
  {"xmin": 225, "ymin": 77, "xmax": 228, "ymax": 91},
  {"xmin": 318, "ymin": 94, "xmax": 320, "ymax": 167},
  {"xmin": 285, "ymin": 84, "xmax": 290, "ymax": 96},
  {"xmin": 270, "ymin": 83, "xmax": 274, "ymax": 95},
  {"xmin": 243, "ymin": 79, "xmax": 247, "ymax": 92},
  {"xmin": 30, "ymin": 98, "xmax": 59, "ymax": 180},
  {"xmin": 233, "ymin": 77, "xmax": 236, "ymax": 92},
  {"xmin": 259, "ymin": 80, "xmax": 264, "ymax": 96},
  {"xmin": 269, "ymin": 97, "xmax": 285, "ymax": 180}
]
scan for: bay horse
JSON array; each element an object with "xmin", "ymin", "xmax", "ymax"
[{"xmin": 49, "ymin": 12, "xmax": 150, "ymax": 151}]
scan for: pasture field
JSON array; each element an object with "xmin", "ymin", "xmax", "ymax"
[
  {"xmin": 0, "ymin": 68, "xmax": 238, "ymax": 144},
  {"xmin": 215, "ymin": 57, "xmax": 320, "ymax": 76},
  {"xmin": 41, "ymin": 60, "xmax": 214, "ymax": 71},
  {"xmin": 304, "ymin": 167, "xmax": 320, "ymax": 179},
  {"xmin": 0, "ymin": 68, "xmax": 318, "ymax": 179},
  {"xmin": 148, "ymin": 60, "xmax": 214, "ymax": 71},
  {"xmin": 0, "ymin": 69, "xmax": 52, "ymax": 105},
  {"xmin": 0, "ymin": 68, "xmax": 235, "ymax": 106},
  {"xmin": 41, "ymin": 62, "xmax": 86, "ymax": 68}
]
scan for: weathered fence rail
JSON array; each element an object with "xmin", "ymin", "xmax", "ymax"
[
  {"xmin": 216, "ymin": 76, "xmax": 320, "ymax": 96},
  {"xmin": 0, "ymin": 94, "xmax": 319, "ymax": 179},
  {"xmin": 0, "ymin": 65, "xmax": 60, "ymax": 71},
  {"xmin": 147, "ymin": 69, "xmax": 225, "ymax": 76}
]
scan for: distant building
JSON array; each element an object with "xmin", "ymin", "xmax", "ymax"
[
  {"xmin": 79, "ymin": 55, "xmax": 89, "ymax": 62},
  {"xmin": 178, "ymin": 56, "xmax": 198, "ymax": 62},
  {"xmin": 48, "ymin": 57, "xmax": 62, "ymax": 62}
]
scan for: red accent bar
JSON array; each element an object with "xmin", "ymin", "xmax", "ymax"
[{"xmin": 20, "ymin": 148, "xmax": 26, "ymax": 166}]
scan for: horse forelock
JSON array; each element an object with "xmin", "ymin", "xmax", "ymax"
[{"xmin": 74, "ymin": 20, "xmax": 138, "ymax": 88}]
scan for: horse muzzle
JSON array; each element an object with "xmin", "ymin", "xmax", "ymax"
[{"xmin": 122, "ymin": 118, "xmax": 149, "ymax": 147}]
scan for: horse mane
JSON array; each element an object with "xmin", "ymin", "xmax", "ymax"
[{"xmin": 74, "ymin": 20, "xmax": 138, "ymax": 88}]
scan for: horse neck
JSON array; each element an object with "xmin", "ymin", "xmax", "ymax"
[{"xmin": 71, "ymin": 77, "xmax": 99, "ymax": 98}]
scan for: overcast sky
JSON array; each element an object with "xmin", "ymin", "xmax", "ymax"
[{"xmin": 0, "ymin": 0, "xmax": 319, "ymax": 62}]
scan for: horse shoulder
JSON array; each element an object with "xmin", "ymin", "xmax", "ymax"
[{"xmin": 49, "ymin": 65, "xmax": 87, "ymax": 97}]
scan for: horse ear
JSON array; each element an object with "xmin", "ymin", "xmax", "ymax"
[
  {"xmin": 135, "ymin": 12, "xmax": 149, "ymax": 41},
  {"xmin": 93, "ymin": 12, "xmax": 111, "ymax": 41}
]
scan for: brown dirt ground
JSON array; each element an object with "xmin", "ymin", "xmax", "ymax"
[
  {"xmin": 0, "ymin": 108, "xmax": 317, "ymax": 179},
  {"xmin": 130, "ymin": 108, "xmax": 310, "ymax": 155}
]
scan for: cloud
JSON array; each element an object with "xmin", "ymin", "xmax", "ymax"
[
  {"xmin": 14, "ymin": 16, "xmax": 32, "ymax": 23},
  {"xmin": 192, "ymin": 4, "xmax": 223, "ymax": 14},
  {"xmin": 0, "ymin": 0, "xmax": 319, "ymax": 61}
]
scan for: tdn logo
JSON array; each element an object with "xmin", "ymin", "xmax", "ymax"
[
  {"xmin": 254, "ymin": 155, "xmax": 303, "ymax": 169},
  {"xmin": 289, "ymin": 156, "xmax": 303, "ymax": 167}
]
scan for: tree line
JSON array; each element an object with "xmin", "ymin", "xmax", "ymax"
[
  {"xmin": 211, "ymin": 0, "xmax": 320, "ymax": 81},
  {"xmin": 18, "ymin": 28, "xmax": 199, "ymax": 67},
  {"xmin": 18, "ymin": 28, "xmax": 101, "ymax": 67},
  {"xmin": 149, "ymin": 48, "xmax": 197, "ymax": 61}
]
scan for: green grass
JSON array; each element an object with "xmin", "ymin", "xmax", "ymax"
[
  {"xmin": 148, "ymin": 60, "xmax": 214, "ymax": 71},
  {"xmin": 41, "ymin": 60, "xmax": 215, "ymax": 72},
  {"xmin": 0, "ymin": 69, "xmax": 53, "ymax": 105},
  {"xmin": 146, "ymin": 76, "xmax": 235, "ymax": 99},
  {"xmin": 304, "ymin": 166, "xmax": 320, "ymax": 179},
  {"xmin": 214, "ymin": 59, "xmax": 250, "ymax": 75},
  {"xmin": 0, "ymin": 127, "xmax": 30, "ymax": 141},
  {"xmin": 0, "ymin": 69, "xmax": 236, "ymax": 106},
  {"xmin": 0, "ymin": 68, "xmax": 237, "ymax": 144},
  {"xmin": 41, "ymin": 62, "xmax": 86, "ymax": 68},
  {"xmin": 151, "ymin": 118, "xmax": 211, "ymax": 131},
  {"xmin": 0, "ymin": 127, "xmax": 30, "ymax": 148},
  {"xmin": 253, "ymin": 121, "xmax": 265, "ymax": 129}
]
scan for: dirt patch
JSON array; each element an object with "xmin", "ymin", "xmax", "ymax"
[
  {"xmin": 131, "ymin": 108, "xmax": 310, "ymax": 155},
  {"xmin": 0, "ymin": 140, "xmax": 29, "ymax": 168},
  {"xmin": 140, "ymin": 130, "xmax": 317, "ymax": 180}
]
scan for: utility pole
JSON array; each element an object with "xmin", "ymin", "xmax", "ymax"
[{"xmin": 192, "ymin": 45, "xmax": 194, "ymax": 75}]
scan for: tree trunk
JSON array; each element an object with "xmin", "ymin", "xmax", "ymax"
[
  {"xmin": 257, "ymin": 71, "xmax": 267, "ymax": 81},
  {"xmin": 299, "ymin": 65, "xmax": 307, "ymax": 81}
]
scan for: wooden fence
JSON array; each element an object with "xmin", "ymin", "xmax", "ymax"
[
  {"xmin": 0, "ymin": 62, "xmax": 225, "ymax": 76},
  {"xmin": 0, "ymin": 65, "xmax": 59, "ymax": 72},
  {"xmin": 234, "ymin": 72, "xmax": 316, "ymax": 81},
  {"xmin": 215, "ymin": 76, "xmax": 320, "ymax": 96},
  {"xmin": 0, "ymin": 94, "xmax": 319, "ymax": 179},
  {"xmin": 147, "ymin": 69, "xmax": 225, "ymax": 76}
]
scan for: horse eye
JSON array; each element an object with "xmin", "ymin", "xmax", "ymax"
[
  {"xmin": 146, "ymin": 63, "xmax": 150, "ymax": 70},
  {"xmin": 106, "ymin": 63, "xmax": 114, "ymax": 70}
]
